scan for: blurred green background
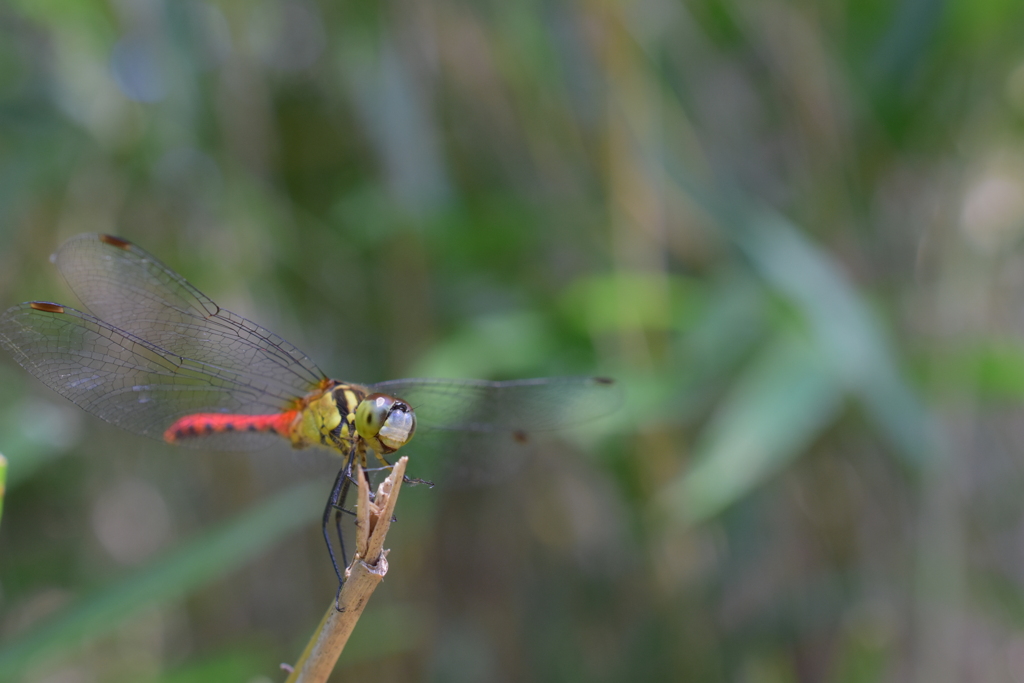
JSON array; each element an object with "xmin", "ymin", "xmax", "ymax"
[{"xmin": 1, "ymin": 0, "xmax": 1023, "ymax": 681}]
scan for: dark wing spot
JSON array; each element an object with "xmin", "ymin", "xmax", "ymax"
[
  {"xmin": 29, "ymin": 302, "xmax": 65, "ymax": 313},
  {"xmin": 99, "ymin": 234, "xmax": 133, "ymax": 249}
]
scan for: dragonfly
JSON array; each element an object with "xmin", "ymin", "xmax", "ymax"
[{"xmin": 0, "ymin": 233, "xmax": 620, "ymax": 597}]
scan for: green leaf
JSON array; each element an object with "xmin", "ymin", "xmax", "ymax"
[
  {"xmin": 560, "ymin": 272, "xmax": 705, "ymax": 333},
  {"xmin": 935, "ymin": 340, "xmax": 1024, "ymax": 400},
  {"xmin": 0, "ymin": 479, "xmax": 325, "ymax": 680},
  {"xmin": 661, "ymin": 333, "xmax": 843, "ymax": 524},
  {"xmin": 664, "ymin": 162, "xmax": 938, "ymax": 469},
  {"xmin": 410, "ymin": 310, "xmax": 557, "ymax": 379},
  {"xmin": 158, "ymin": 650, "xmax": 271, "ymax": 683},
  {"xmin": 733, "ymin": 212, "xmax": 938, "ymax": 467}
]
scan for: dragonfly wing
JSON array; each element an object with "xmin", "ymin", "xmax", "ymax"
[
  {"xmin": 367, "ymin": 376, "xmax": 623, "ymax": 433},
  {"xmin": 396, "ymin": 428, "xmax": 529, "ymax": 487},
  {"xmin": 366, "ymin": 377, "xmax": 622, "ymax": 487},
  {"xmin": 51, "ymin": 234, "xmax": 326, "ymax": 398},
  {"xmin": 0, "ymin": 302, "xmax": 293, "ymax": 449}
]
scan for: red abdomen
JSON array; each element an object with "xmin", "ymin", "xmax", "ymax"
[{"xmin": 164, "ymin": 411, "xmax": 299, "ymax": 443}]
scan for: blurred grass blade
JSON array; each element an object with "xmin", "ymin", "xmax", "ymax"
[
  {"xmin": 0, "ymin": 478, "xmax": 324, "ymax": 679},
  {"xmin": 666, "ymin": 162, "xmax": 938, "ymax": 468},
  {"xmin": 736, "ymin": 212, "xmax": 939, "ymax": 466},
  {"xmin": 0, "ymin": 409, "xmax": 76, "ymax": 490},
  {"xmin": 661, "ymin": 333, "xmax": 843, "ymax": 524},
  {"xmin": 0, "ymin": 452, "xmax": 6, "ymax": 528}
]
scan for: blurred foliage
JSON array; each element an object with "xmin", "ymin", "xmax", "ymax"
[
  {"xmin": 2, "ymin": 0, "xmax": 1024, "ymax": 681},
  {"xmin": 0, "ymin": 454, "xmax": 6, "ymax": 529}
]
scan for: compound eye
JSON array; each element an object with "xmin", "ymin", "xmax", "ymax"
[
  {"xmin": 378, "ymin": 403, "xmax": 415, "ymax": 451},
  {"xmin": 356, "ymin": 393, "xmax": 394, "ymax": 439}
]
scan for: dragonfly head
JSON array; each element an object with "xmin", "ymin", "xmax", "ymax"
[{"xmin": 356, "ymin": 393, "xmax": 416, "ymax": 454}]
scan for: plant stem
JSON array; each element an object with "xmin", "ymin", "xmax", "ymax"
[{"xmin": 284, "ymin": 456, "xmax": 407, "ymax": 682}]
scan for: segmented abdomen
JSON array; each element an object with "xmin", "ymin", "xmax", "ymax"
[{"xmin": 164, "ymin": 411, "xmax": 299, "ymax": 443}]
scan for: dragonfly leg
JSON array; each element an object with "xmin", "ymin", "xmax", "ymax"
[
  {"xmin": 323, "ymin": 445, "xmax": 358, "ymax": 610},
  {"xmin": 334, "ymin": 508, "xmax": 345, "ymax": 560},
  {"xmin": 340, "ymin": 465, "xmax": 376, "ymax": 503},
  {"xmin": 404, "ymin": 474, "xmax": 435, "ymax": 488},
  {"xmin": 370, "ymin": 453, "xmax": 435, "ymax": 489},
  {"xmin": 362, "ymin": 453, "xmax": 433, "ymax": 524},
  {"xmin": 322, "ymin": 467, "xmax": 348, "ymax": 584},
  {"xmin": 331, "ymin": 462, "xmax": 374, "ymax": 521}
]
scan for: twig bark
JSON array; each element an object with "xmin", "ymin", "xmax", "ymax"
[{"xmin": 284, "ymin": 456, "xmax": 408, "ymax": 682}]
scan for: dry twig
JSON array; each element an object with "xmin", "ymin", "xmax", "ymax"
[{"xmin": 284, "ymin": 456, "xmax": 408, "ymax": 682}]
